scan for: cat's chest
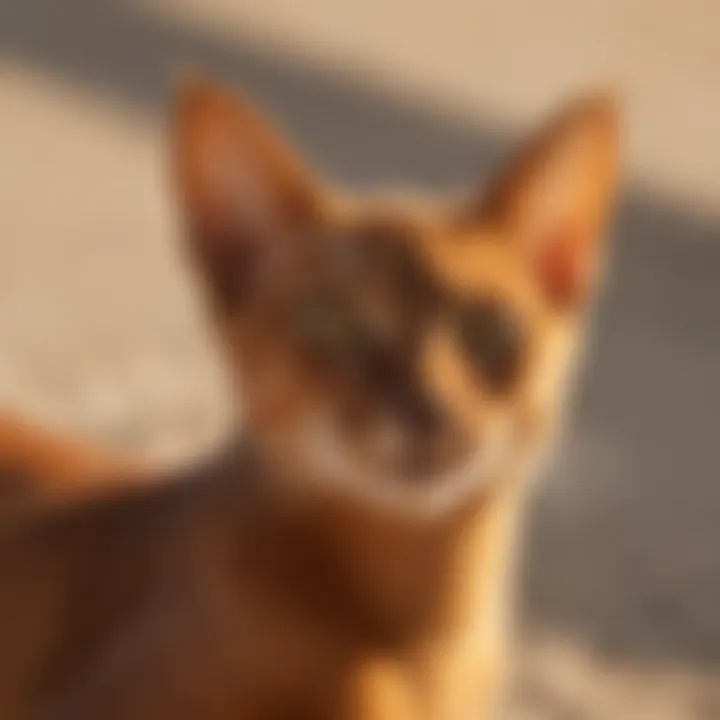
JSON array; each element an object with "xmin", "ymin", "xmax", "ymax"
[
  {"xmin": 347, "ymin": 630, "xmax": 506, "ymax": 720},
  {"xmin": 350, "ymin": 568, "xmax": 514, "ymax": 720},
  {"xmin": 348, "ymin": 498, "xmax": 519, "ymax": 720}
]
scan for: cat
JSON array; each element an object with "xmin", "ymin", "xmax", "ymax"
[{"xmin": 0, "ymin": 78, "xmax": 619, "ymax": 719}]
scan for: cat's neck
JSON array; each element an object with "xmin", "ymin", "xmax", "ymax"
[{"xmin": 222, "ymin": 432, "xmax": 528, "ymax": 650}]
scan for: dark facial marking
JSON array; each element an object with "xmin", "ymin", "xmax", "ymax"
[
  {"xmin": 294, "ymin": 218, "xmax": 450, "ymax": 446},
  {"xmin": 350, "ymin": 218, "xmax": 440, "ymax": 311},
  {"xmin": 294, "ymin": 293, "xmax": 365, "ymax": 368}
]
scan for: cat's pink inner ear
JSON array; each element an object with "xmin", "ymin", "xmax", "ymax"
[
  {"xmin": 531, "ymin": 226, "xmax": 594, "ymax": 307},
  {"xmin": 478, "ymin": 93, "xmax": 620, "ymax": 307},
  {"xmin": 171, "ymin": 78, "xmax": 318, "ymax": 305}
]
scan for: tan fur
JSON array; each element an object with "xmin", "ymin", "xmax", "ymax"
[{"xmin": 0, "ymin": 79, "xmax": 619, "ymax": 719}]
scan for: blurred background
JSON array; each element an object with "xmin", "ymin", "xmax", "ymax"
[{"xmin": 0, "ymin": 0, "xmax": 719, "ymax": 717}]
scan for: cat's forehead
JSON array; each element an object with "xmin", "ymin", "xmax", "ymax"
[
  {"xmin": 308, "ymin": 210, "xmax": 431, "ymax": 294},
  {"xmin": 318, "ymin": 203, "xmax": 533, "ymax": 308}
]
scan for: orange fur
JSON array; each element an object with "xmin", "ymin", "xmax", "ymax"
[{"xmin": 0, "ymin": 80, "xmax": 619, "ymax": 719}]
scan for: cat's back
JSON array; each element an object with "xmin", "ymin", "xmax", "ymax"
[
  {"xmin": 0, "ymin": 447, "xmax": 394, "ymax": 720},
  {"xmin": 0, "ymin": 464, "xmax": 213, "ymax": 718},
  {"xmin": 0, "ymin": 446, "xmax": 345, "ymax": 719}
]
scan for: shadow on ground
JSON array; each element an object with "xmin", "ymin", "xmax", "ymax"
[{"xmin": 2, "ymin": 0, "xmax": 720, "ymax": 670}]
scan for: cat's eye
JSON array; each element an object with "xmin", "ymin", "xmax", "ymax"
[{"xmin": 458, "ymin": 300, "xmax": 524, "ymax": 391}]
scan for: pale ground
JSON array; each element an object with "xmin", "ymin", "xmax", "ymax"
[{"xmin": 0, "ymin": 1, "xmax": 719, "ymax": 717}]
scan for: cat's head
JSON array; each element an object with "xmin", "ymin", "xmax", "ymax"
[{"xmin": 172, "ymin": 80, "xmax": 619, "ymax": 515}]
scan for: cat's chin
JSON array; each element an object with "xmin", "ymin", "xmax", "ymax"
[{"xmin": 289, "ymin": 412, "xmax": 514, "ymax": 518}]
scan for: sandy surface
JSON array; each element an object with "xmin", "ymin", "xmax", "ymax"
[{"xmin": 0, "ymin": 1, "xmax": 719, "ymax": 716}]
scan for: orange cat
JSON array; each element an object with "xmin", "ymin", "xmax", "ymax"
[{"xmin": 0, "ymin": 79, "xmax": 619, "ymax": 719}]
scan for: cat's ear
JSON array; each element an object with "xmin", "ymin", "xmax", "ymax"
[
  {"xmin": 171, "ymin": 78, "xmax": 320, "ymax": 309},
  {"xmin": 464, "ymin": 93, "xmax": 620, "ymax": 307}
]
